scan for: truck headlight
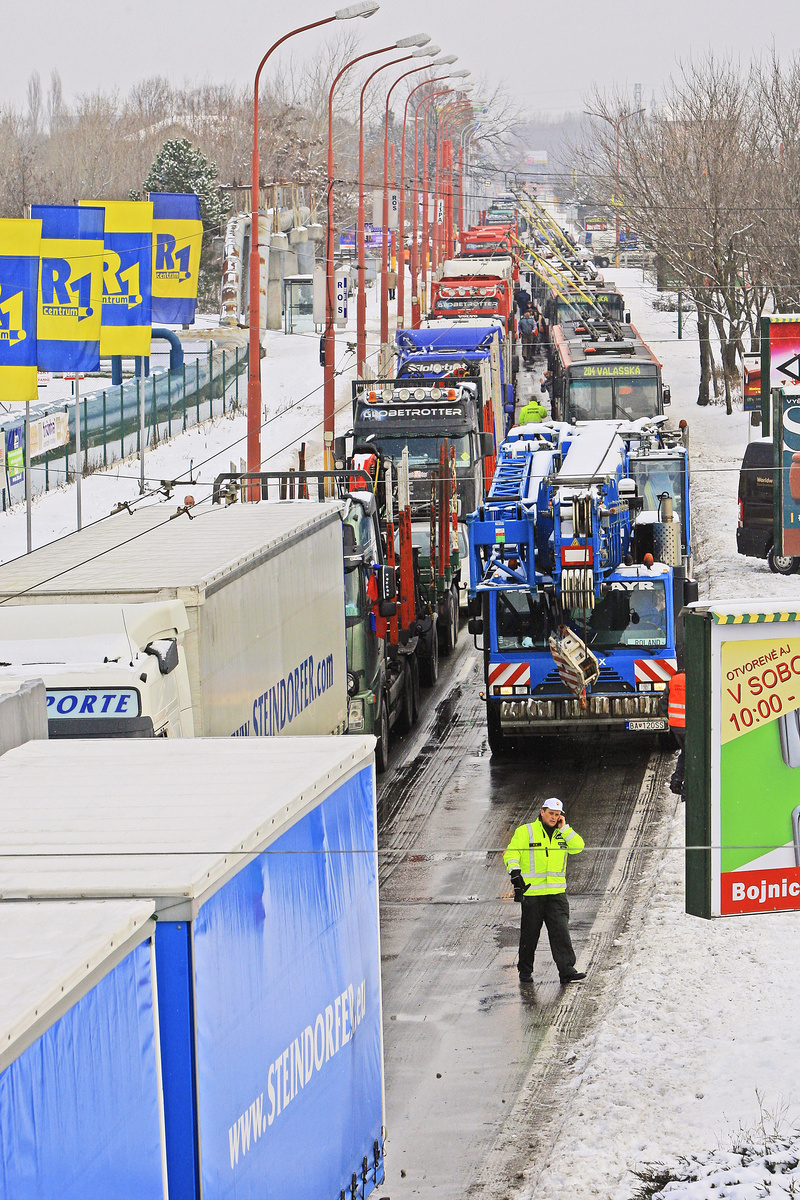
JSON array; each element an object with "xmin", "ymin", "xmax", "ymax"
[{"xmin": 348, "ymin": 698, "xmax": 365, "ymax": 731}]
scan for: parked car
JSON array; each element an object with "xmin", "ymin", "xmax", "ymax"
[{"xmin": 737, "ymin": 438, "xmax": 799, "ymax": 574}]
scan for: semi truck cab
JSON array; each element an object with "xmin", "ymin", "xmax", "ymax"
[{"xmin": 0, "ymin": 601, "xmax": 192, "ymax": 737}]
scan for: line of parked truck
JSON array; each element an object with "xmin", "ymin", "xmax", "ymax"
[{"xmin": 0, "ymin": 190, "xmax": 698, "ymax": 1199}]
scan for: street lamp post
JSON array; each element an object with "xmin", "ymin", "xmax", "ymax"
[
  {"xmin": 248, "ymin": 1, "xmax": 379, "ymax": 481},
  {"xmin": 325, "ymin": 35, "xmax": 430, "ymax": 465},
  {"xmin": 417, "ymin": 88, "xmax": 452, "ymax": 311},
  {"xmin": 355, "ymin": 40, "xmax": 437, "ymax": 376},
  {"xmin": 585, "ymin": 106, "xmax": 644, "ymax": 268},
  {"xmin": 396, "ymin": 61, "xmax": 463, "ymax": 325}
]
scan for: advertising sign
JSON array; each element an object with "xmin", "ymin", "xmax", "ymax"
[
  {"xmin": 685, "ymin": 603, "xmax": 800, "ymax": 918},
  {"xmin": 5, "ymin": 422, "xmax": 24, "ymax": 489},
  {"xmin": 82, "ymin": 199, "xmax": 152, "ymax": 356},
  {"xmin": 774, "ymin": 387, "xmax": 800, "ymax": 555},
  {"xmin": 31, "ymin": 204, "xmax": 105, "ymax": 372},
  {"xmin": 759, "ymin": 314, "xmax": 800, "ymax": 435},
  {"xmin": 29, "ymin": 411, "xmax": 69, "ymax": 459},
  {"xmin": 334, "ymin": 268, "xmax": 348, "ymax": 328},
  {"xmin": 149, "ymin": 191, "xmax": 202, "ymax": 325},
  {"xmin": 0, "ymin": 218, "xmax": 41, "ymax": 402}
]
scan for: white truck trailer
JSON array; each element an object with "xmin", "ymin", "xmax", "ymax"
[{"xmin": 0, "ymin": 502, "xmax": 347, "ymax": 739}]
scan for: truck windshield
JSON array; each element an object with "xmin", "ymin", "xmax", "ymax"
[
  {"xmin": 570, "ymin": 378, "xmax": 614, "ymax": 420},
  {"xmin": 495, "ymin": 591, "xmax": 552, "ymax": 650},
  {"xmin": 364, "ymin": 434, "xmax": 473, "ymax": 467},
  {"xmin": 568, "ymin": 581, "xmax": 668, "ymax": 649},
  {"xmin": 615, "ymin": 378, "xmax": 659, "ymax": 419},
  {"xmin": 569, "ymin": 377, "xmax": 659, "ymax": 420},
  {"xmin": 628, "ymin": 456, "xmax": 685, "ymax": 534}
]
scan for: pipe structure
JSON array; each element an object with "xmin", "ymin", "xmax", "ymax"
[{"xmin": 248, "ymin": 2, "xmax": 380, "ymax": 479}]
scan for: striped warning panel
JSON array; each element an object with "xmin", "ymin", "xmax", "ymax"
[
  {"xmin": 488, "ymin": 662, "xmax": 531, "ymax": 688},
  {"xmin": 634, "ymin": 658, "xmax": 678, "ymax": 684}
]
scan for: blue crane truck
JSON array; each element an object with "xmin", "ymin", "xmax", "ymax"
[{"xmin": 466, "ymin": 417, "xmax": 695, "ymax": 751}]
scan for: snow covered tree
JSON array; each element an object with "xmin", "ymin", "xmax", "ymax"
[{"xmin": 134, "ymin": 138, "xmax": 227, "ymax": 309}]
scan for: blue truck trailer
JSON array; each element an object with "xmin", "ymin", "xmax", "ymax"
[
  {"xmin": 0, "ymin": 737, "xmax": 384, "ymax": 1200},
  {"xmin": 466, "ymin": 418, "xmax": 694, "ymax": 749},
  {"xmin": 0, "ymin": 899, "xmax": 165, "ymax": 1200}
]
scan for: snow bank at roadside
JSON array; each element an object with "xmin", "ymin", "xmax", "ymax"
[{"xmin": 527, "ymin": 270, "xmax": 800, "ymax": 1200}]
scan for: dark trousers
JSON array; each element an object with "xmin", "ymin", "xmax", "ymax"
[
  {"xmin": 671, "ymin": 727, "xmax": 685, "ymax": 787},
  {"xmin": 518, "ymin": 892, "xmax": 576, "ymax": 978}
]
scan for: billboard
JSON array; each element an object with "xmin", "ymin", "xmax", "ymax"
[
  {"xmin": 0, "ymin": 218, "xmax": 41, "ymax": 402},
  {"xmin": 82, "ymin": 199, "xmax": 153, "ymax": 357},
  {"xmin": 774, "ymin": 386, "xmax": 800, "ymax": 555},
  {"xmin": 31, "ymin": 204, "xmax": 105, "ymax": 372},
  {"xmin": 149, "ymin": 191, "xmax": 202, "ymax": 325},
  {"xmin": 685, "ymin": 603, "xmax": 800, "ymax": 918},
  {"xmin": 760, "ymin": 314, "xmax": 800, "ymax": 434}
]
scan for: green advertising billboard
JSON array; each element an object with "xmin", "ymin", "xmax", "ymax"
[{"xmin": 686, "ymin": 603, "xmax": 800, "ymax": 918}]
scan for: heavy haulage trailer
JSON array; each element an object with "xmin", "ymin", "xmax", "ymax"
[{"xmin": 466, "ymin": 417, "xmax": 696, "ymax": 750}]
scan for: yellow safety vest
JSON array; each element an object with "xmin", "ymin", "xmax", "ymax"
[{"xmin": 503, "ymin": 817, "xmax": 584, "ymax": 895}]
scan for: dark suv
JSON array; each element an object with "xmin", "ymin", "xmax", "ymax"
[{"xmin": 737, "ymin": 438, "xmax": 799, "ymax": 574}]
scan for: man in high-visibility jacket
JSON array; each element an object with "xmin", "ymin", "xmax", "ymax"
[
  {"xmin": 667, "ymin": 670, "xmax": 686, "ymax": 797},
  {"xmin": 503, "ymin": 798, "xmax": 586, "ymax": 984}
]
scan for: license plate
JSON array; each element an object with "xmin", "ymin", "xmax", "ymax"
[{"xmin": 626, "ymin": 718, "xmax": 668, "ymax": 731}]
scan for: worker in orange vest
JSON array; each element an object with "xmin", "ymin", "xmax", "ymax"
[{"xmin": 667, "ymin": 666, "xmax": 686, "ymax": 798}]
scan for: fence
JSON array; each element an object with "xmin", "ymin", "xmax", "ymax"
[{"xmin": 1, "ymin": 343, "xmax": 248, "ymax": 510}]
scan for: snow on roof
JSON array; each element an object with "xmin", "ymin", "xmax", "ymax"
[
  {"xmin": 0, "ymin": 502, "xmax": 341, "ymax": 600},
  {"xmin": 0, "ymin": 899, "xmax": 154, "ymax": 1070},
  {"xmin": 0, "ymin": 737, "xmax": 374, "ymax": 907}
]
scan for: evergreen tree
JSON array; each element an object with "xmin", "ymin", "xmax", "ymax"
[{"xmin": 133, "ymin": 138, "xmax": 227, "ymax": 309}]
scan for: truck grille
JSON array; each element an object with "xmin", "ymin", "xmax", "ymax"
[
  {"xmin": 499, "ymin": 692, "xmax": 663, "ymax": 723},
  {"xmin": 531, "ymin": 665, "xmax": 634, "ymax": 696}
]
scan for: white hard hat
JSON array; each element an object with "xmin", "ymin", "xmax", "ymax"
[{"xmin": 541, "ymin": 797, "xmax": 563, "ymax": 812}]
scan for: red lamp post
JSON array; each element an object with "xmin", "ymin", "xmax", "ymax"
[
  {"xmin": 399, "ymin": 72, "xmax": 458, "ymax": 323},
  {"xmin": 355, "ymin": 42, "xmax": 436, "ymax": 376},
  {"xmin": 248, "ymin": 2, "xmax": 379, "ymax": 481}
]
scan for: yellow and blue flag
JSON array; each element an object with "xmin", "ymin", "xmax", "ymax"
[
  {"xmin": 150, "ymin": 192, "xmax": 203, "ymax": 325},
  {"xmin": 81, "ymin": 199, "xmax": 152, "ymax": 357},
  {"xmin": 0, "ymin": 219, "xmax": 41, "ymax": 403},
  {"xmin": 32, "ymin": 204, "xmax": 105, "ymax": 372}
]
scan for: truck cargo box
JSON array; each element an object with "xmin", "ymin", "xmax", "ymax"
[
  {"xmin": 0, "ymin": 736, "xmax": 383, "ymax": 1200},
  {"xmin": 0, "ymin": 899, "xmax": 165, "ymax": 1200},
  {"xmin": 0, "ymin": 502, "xmax": 347, "ymax": 738}
]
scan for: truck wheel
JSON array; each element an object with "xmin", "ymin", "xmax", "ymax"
[
  {"xmin": 487, "ymin": 702, "xmax": 506, "ymax": 755},
  {"xmin": 439, "ymin": 592, "xmax": 456, "ymax": 656},
  {"xmin": 767, "ymin": 544, "xmax": 799, "ymax": 575},
  {"xmin": 396, "ymin": 660, "xmax": 415, "ymax": 735},
  {"xmin": 420, "ymin": 626, "xmax": 439, "ymax": 686},
  {"xmin": 375, "ymin": 693, "xmax": 390, "ymax": 773},
  {"xmin": 410, "ymin": 653, "xmax": 421, "ymax": 721}
]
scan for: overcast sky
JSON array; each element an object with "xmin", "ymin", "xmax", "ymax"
[{"xmin": 5, "ymin": 0, "xmax": 793, "ymax": 115}]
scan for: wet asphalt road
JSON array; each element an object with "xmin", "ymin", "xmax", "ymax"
[
  {"xmin": 377, "ymin": 639, "xmax": 664, "ymax": 1198},
  {"xmin": 374, "ymin": 357, "xmax": 672, "ymax": 1198}
]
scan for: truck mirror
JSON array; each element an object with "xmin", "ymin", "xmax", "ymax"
[
  {"xmin": 145, "ymin": 639, "xmax": 179, "ymax": 676},
  {"xmin": 684, "ymin": 577, "xmax": 699, "ymax": 605},
  {"xmin": 625, "ymin": 312, "xmax": 631, "ymax": 324},
  {"xmin": 663, "ymin": 385, "xmax": 671, "ymax": 406},
  {"xmin": 378, "ymin": 565, "xmax": 396, "ymax": 602},
  {"xmin": 468, "ymin": 617, "xmax": 484, "ymax": 635},
  {"xmin": 378, "ymin": 600, "xmax": 397, "ymax": 618},
  {"xmin": 479, "ymin": 431, "xmax": 495, "ymax": 458},
  {"xmin": 333, "ymin": 436, "xmax": 347, "ymax": 465}
]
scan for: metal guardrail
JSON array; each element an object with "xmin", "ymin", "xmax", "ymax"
[
  {"xmin": 1, "ymin": 344, "xmax": 248, "ymax": 510},
  {"xmin": 212, "ymin": 469, "xmax": 374, "ymax": 506}
]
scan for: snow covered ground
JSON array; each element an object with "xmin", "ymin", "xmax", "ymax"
[{"xmin": 525, "ymin": 269, "xmax": 800, "ymax": 1200}]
